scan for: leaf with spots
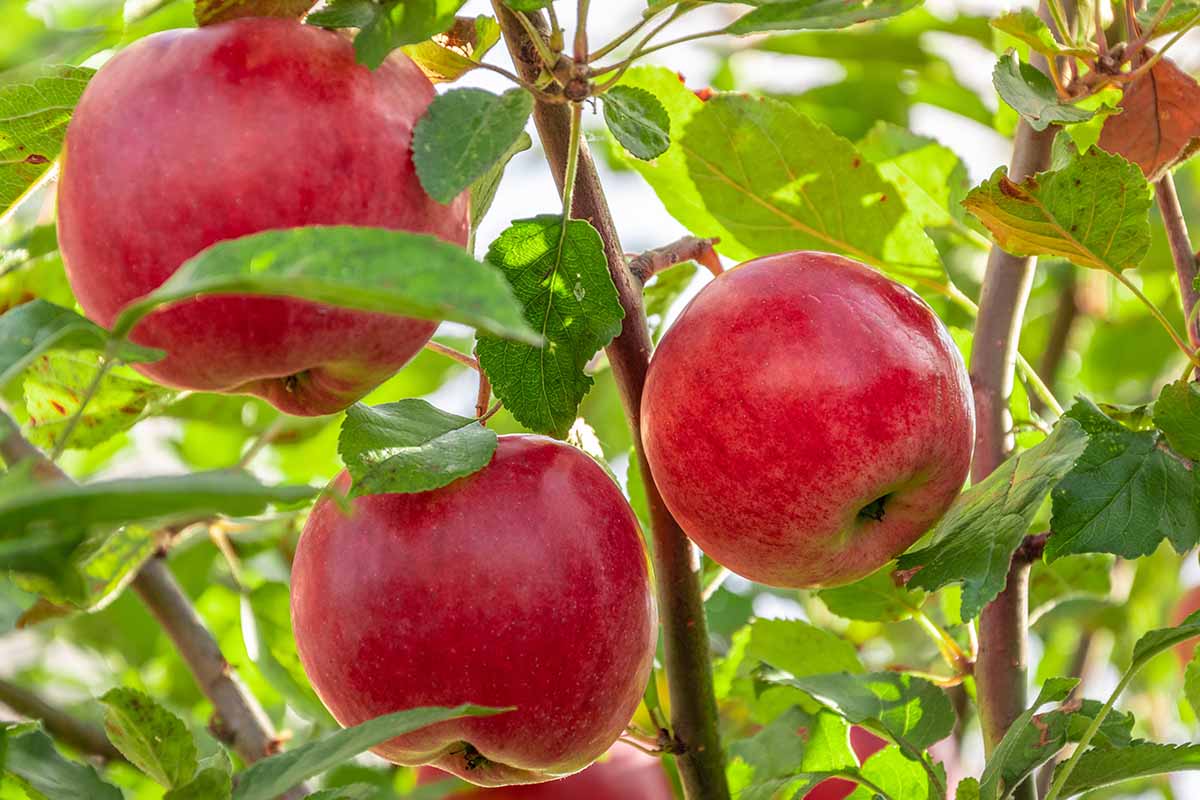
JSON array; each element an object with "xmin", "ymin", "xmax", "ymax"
[
  {"xmin": 99, "ymin": 687, "xmax": 198, "ymax": 789},
  {"xmin": 1098, "ymin": 55, "xmax": 1200, "ymax": 182},
  {"xmin": 476, "ymin": 216, "xmax": 624, "ymax": 438}
]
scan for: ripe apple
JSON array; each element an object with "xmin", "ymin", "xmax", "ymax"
[
  {"xmin": 802, "ymin": 726, "xmax": 887, "ymax": 800},
  {"xmin": 641, "ymin": 251, "xmax": 974, "ymax": 588},
  {"xmin": 416, "ymin": 743, "xmax": 674, "ymax": 798},
  {"xmin": 290, "ymin": 435, "xmax": 657, "ymax": 787},
  {"xmin": 57, "ymin": 17, "xmax": 468, "ymax": 416}
]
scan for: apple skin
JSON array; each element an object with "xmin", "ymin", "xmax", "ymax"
[
  {"xmin": 802, "ymin": 727, "xmax": 887, "ymax": 800},
  {"xmin": 57, "ymin": 17, "xmax": 468, "ymax": 416},
  {"xmin": 641, "ymin": 251, "xmax": 974, "ymax": 588},
  {"xmin": 417, "ymin": 743, "xmax": 674, "ymax": 798},
  {"xmin": 290, "ymin": 435, "xmax": 657, "ymax": 787}
]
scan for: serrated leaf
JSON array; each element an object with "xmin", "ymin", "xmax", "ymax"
[
  {"xmin": 817, "ymin": 565, "xmax": 925, "ymax": 622},
  {"xmin": 991, "ymin": 11, "xmax": 1094, "ymax": 58},
  {"xmin": 897, "ymin": 418, "xmax": 1088, "ymax": 620},
  {"xmin": 726, "ymin": 0, "xmax": 921, "ymax": 34},
  {"xmin": 992, "ymin": 51, "xmax": 1094, "ymax": 131},
  {"xmin": 307, "ymin": 0, "xmax": 468, "ymax": 69},
  {"xmin": 1136, "ymin": 0, "xmax": 1200, "ymax": 35},
  {"xmin": 109, "ymin": 226, "xmax": 540, "ymax": 347},
  {"xmin": 957, "ymin": 777, "xmax": 981, "ymax": 800},
  {"xmin": 164, "ymin": 765, "xmax": 232, "ymax": 800},
  {"xmin": 857, "ymin": 121, "xmax": 972, "ymax": 230},
  {"xmin": 729, "ymin": 708, "xmax": 855, "ymax": 800},
  {"xmin": 232, "ymin": 705, "xmax": 506, "ymax": 800},
  {"xmin": 0, "ymin": 66, "xmax": 93, "ymax": 219},
  {"xmin": 413, "ymin": 88, "xmax": 532, "ymax": 205},
  {"xmin": 1153, "ymin": 379, "xmax": 1200, "ymax": 460},
  {"xmin": 0, "ymin": 300, "xmax": 162, "ymax": 389},
  {"xmin": 681, "ymin": 93, "xmax": 942, "ymax": 284},
  {"xmin": 476, "ymin": 217, "xmax": 624, "ymax": 438},
  {"xmin": 99, "ymin": 687, "xmax": 197, "ymax": 789},
  {"xmin": 963, "ymin": 148, "xmax": 1152, "ymax": 272},
  {"xmin": 1053, "ymin": 742, "xmax": 1200, "ymax": 797},
  {"xmin": 23, "ymin": 524, "xmax": 157, "ymax": 610},
  {"xmin": 1097, "ymin": 55, "xmax": 1200, "ymax": 181},
  {"xmin": 241, "ymin": 583, "xmax": 329, "ymax": 722},
  {"xmin": 403, "ymin": 15, "xmax": 501, "ymax": 83},
  {"xmin": 977, "ymin": 678, "xmax": 1076, "ymax": 800},
  {"xmin": 2, "ymin": 726, "xmax": 123, "ymax": 800},
  {"xmin": 602, "ymin": 85, "xmax": 671, "ymax": 160},
  {"xmin": 1130, "ymin": 609, "xmax": 1200, "ymax": 667},
  {"xmin": 849, "ymin": 745, "xmax": 937, "ymax": 800},
  {"xmin": 746, "ymin": 618, "xmax": 865, "ymax": 678},
  {"xmin": 1047, "ymin": 397, "xmax": 1200, "ymax": 560},
  {"xmin": 337, "ymin": 399, "xmax": 496, "ymax": 496},
  {"xmin": 23, "ymin": 351, "xmax": 177, "ymax": 451},
  {"xmin": 195, "ymin": 0, "xmax": 313, "ymax": 25},
  {"xmin": 470, "ymin": 131, "xmax": 532, "ymax": 234}
]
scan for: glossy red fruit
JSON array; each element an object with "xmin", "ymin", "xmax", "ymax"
[
  {"xmin": 417, "ymin": 743, "xmax": 674, "ymax": 798},
  {"xmin": 291, "ymin": 435, "xmax": 657, "ymax": 787},
  {"xmin": 802, "ymin": 727, "xmax": 888, "ymax": 800},
  {"xmin": 641, "ymin": 251, "xmax": 974, "ymax": 588},
  {"xmin": 57, "ymin": 17, "xmax": 468, "ymax": 416}
]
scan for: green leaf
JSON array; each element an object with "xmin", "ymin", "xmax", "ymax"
[
  {"xmin": 0, "ymin": 469, "xmax": 317, "ymax": 540},
  {"xmin": 109, "ymin": 226, "xmax": 540, "ymax": 347},
  {"xmin": 965, "ymin": 148, "xmax": 1151, "ymax": 273},
  {"xmin": 1153, "ymin": 379, "xmax": 1200, "ymax": 460},
  {"xmin": 413, "ymin": 88, "xmax": 533, "ymax": 205},
  {"xmin": 817, "ymin": 565, "xmax": 926, "ymax": 623},
  {"xmin": 469, "ymin": 131, "xmax": 532, "ymax": 234},
  {"xmin": 1130, "ymin": 609, "xmax": 1200, "ymax": 667},
  {"xmin": 1136, "ymin": 0, "xmax": 1200, "ymax": 35},
  {"xmin": 403, "ymin": 15, "xmax": 502, "ymax": 84},
  {"xmin": 957, "ymin": 777, "xmax": 981, "ymax": 800},
  {"xmin": 232, "ymin": 705, "xmax": 506, "ymax": 800},
  {"xmin": 337, "ymin": 399, "xmax": 496, "ymax": 496},
  {"xmin": 680, "ymin": 93, "xmax": 942, "ymax": 284},
  {"xmin": 728, "ymin": 709, "xmax": 855, "ymax": 800},
  {"xmin": 850, "ymin": 745, "xmax": 937, "ymax": 800},
  {"xmin": 99, "ymin": 687, "xmax": 197, "ymax": 789},
  {"xmin": 476, "ymin": 217, "xmax": 624, "ymax": 438},
  {"xmin": 0, "ymin": 300, "xmax": 161, "ymax": 389},
  {"xmin": 23, "ymin": 352, "xmax": 176, "ymax": 452},
  {"xmin": 0, "ymin": 66, "xmax": 93, "ymax": 218},
  {"xmin": 746, "ymin": 618, "xmax": 865, "ymax": 678},
  {"xmin": 727, "ymin": 0, "xmax": 922, "ymax": 34},
  {"xmin": 164, "ymin": 764, "xmax": 232, "ymax": 800},
  {"xmin": 1053, "ymin": 742, "xmax": 1200, "ymax": 797},
  {"xmin": 857, "ymin": 121, "xmax": 972, "ymax": 230},
  {"xmin": 992, "ymin": 51, "xmax": 1094, "ymax": 131},
  {"xmin": 1047, "ymin": 397, "xmax": 1200, "ymax": 560},
  {"xmin": 991, "ymin": 11, "xmax": 1094, "ymax": 57},
  {"xmin": 241, "ymin": 583, "xmax": 330, "ymax": 722},
  {"xmin": 1187, "ymin": 650, "xmax": 1200, "ymax": 719},
  {"xmin": 25, "ymin": 524, "xmax": 157, "ymax": 609},
  {"xmin": 978, "ymin": 678, "xmax": 1077, "ymax": 800},
  {"xmin": 897, "ymin": 418, "xmax": 1089, "ymax": 620},
  {"xmin": 2, "ymin": 726, "xmax": 123, "ymax": 800},
  {"xmin": 602, "ymin": 85, "xmax": 671, "ymax": 160},
  {"xmin": 303, "ymin": 788, "xmax": 376, "ymax": 800},
  {"xmin": 307, "ymin": 0, "xmax": 468, "ymax": 69}
]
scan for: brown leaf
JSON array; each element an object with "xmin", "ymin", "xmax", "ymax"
[
  {"xmin": 194, "ymin": 0, "xmax": 315, "ymax": 26},
  {"xmin": 1099, "ymin": 55, "xmax": 1200, "ymax": 181}
]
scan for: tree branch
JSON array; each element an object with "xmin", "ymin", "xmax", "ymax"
[
  {"xmin": 492, "ymin": 6, "xmax": 730, "ymax": 798},
  {"xmin": 1155, "ymin": 175, "xmax": 1199, "ymax": 354},
  {"xmin": 969, "ymin": 6, "xmax": 1060, "ymax": 798},
  {"xmin": 0, "ymin": 413, "xmax": 305, "ymax": 797},
  {"xmin": 0, "ymin": 678, "xmax": 125, "ymax": 763}
]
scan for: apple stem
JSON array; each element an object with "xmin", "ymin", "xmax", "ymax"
[
  {"xmin": 968, "ymin": 6, "xmax": 1062, "ymax": 799},
  {"xmin": 494, "ymin": 6, "xmax": 732, "ymax": 799},
  {"xmin": 422, "ymin": 340, "xmax": 493, "ymax": 417},
  {"xmin": 628, "ymin": 236, "xmax": 723, "ymax": 284}
]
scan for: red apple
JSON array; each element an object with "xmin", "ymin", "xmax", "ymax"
[
  {"xmin": 290, "ymin": 435, "xmax": 657, "ymax": 787},
  {"xmin": 57, "ymin": 17, "xmax": 468, "ymax": 416},
  {"xmin": 641, "ymin": 251, "xmax": 974, "ymax": 588},
  {"xmin": 802, "ymin": 727, "xmax": 888, "ymax": 800},
  {"xmin": 417, "ymin": 743, "xmax": 674, "ymax": 798}
]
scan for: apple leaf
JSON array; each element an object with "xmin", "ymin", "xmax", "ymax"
[
  {"xmin": 897, "ymin": 418, "xmax": 1089, "ymax": 621},
  {"xmin": 680, "ymin": 92, "xmax": 943, "ymax": 284},
  {"xmin": 337, "ymin": 399, "xmax": 497, "ymax": 496},
  {"xmin": 1047, "ymin": 397, "xmax": 1200, "ymax": 561},
  {"xmin": 402, "ymin": 15, "xmax": 501, "ymax": 84},
  {"xmin": 962, "ymin": 148, "xmax": 1152, "ymax": 273},
  {"xmin": 470, "ymin": 131, "xmax": 532, "ymax": 235},
  {"xmin": 956, "ymin": 778, "xmax": 981, "ymax": 800},
  {"xmin": 99, "ymin": 687, "xmax": 198, "ymax": 789},
  {"xmin": 23, "ymin": 351, "xmax": 177, "ymax": 452},
  {"xmin": 0, "ymin": 300, "xmax": 162, "ymax": 390},
  {"xmin": 302, "ymin": 787, "xmax": 375, "ymax": 800},
  {"xmin": 728, "ymin": 709, "xmax": 856, "ymax": 800},
  {"xmin": 853, "ymin": 746, "xmax": 939, "ymax": 800},
  {"xmin": 476, "ymin": 216, "xmax": 624, "ymax": 438},
  {"xmin": 0, "ymin": 470, "xmax": 316, "ymax": 541},
  {"xmin": 1136, "ymin": 0, "xmax": 1200, "ymax": 35},
  {"xmin": 1097, "ymin": 55, "xmax": 1200, "ymax": 182},
  {"xmin": 990, "ymin": 11, "xmax": 1094, "ymax": 58},
  {"xmin": 240, "ymin": 583, "xmax": 330, "ymax": 722},
  {"xmin": 725, "ymin": 0, "xmax": 922, "ymax": 34},
  {"xmin": 413, "ymin": 88, "xmax": 533, "ymax": 205},
  {"xmin": 231, "ymin": 705, "xmax": 508, "ymax": 800},
  {"xmin": 746, "ymin": 618, "xmax": 865, "ymax": 679},
  {"xmin": 1187, "ymin": 650, "xmax": 1200, "ymax": 720},
  {"xmin": 2, "ymin": 725, "xmax": 124, "ymax": 800},
  {"xmin": 0, "ymin": 65, "xmax": 93, "ymax": 219},
  {"xmin": 817, "ymin": 565, "xmax": 926, "ymax": 623},
  {"xmin": 1052, "ymin": 742, "xmax": 1200, "ymax": 798},
  {"xmin": 857, "ymin": 121, "xmax": 972, "ymax": 230},
  {"xmin": 21, "ymin": 523, "xmax": 157, "ymax": 610},
  {"xmin": 307, "ymin": 0, "xmax": 468, "ymax": 69},
  {"xmin": 602, "ymin": 85, "xmax": 671, "ymax": 160},
  {"xmin": 977, "ymin": 678, "xmax": 1078, "ymax": 800},
  {"xmin": 1153, "ymin": 379, "xmax": 1200, "ymax": 460},
  {"xmin": 110, "ymin": 226, "xmax": 540, "ymax": 347},
  {"xmin": 164, "ymin": 759, "xmax": 232, "ymax": 800},
  {"xmin": 992, "ymin": 51, "xmax": 1094, "ymax": 131}
]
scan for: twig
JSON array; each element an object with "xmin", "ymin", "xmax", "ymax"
[
  {"xmin": 1033, "ymin": 274, "xmax": 1080, "ymax": 415},
  {"xmin": 1155, "ymin": 176, "xmax": 1200, "ymax": 360},
  {"xmin": 0, "ymin": 679, "xmax": 125, "ymax": 763},
  {"xmin": 628, "ymin": 236, "xmax": 723, "ymax": 284},
  {"xmin": 493, "ymin": 6, "xmax": 730, "ymax": 798}
]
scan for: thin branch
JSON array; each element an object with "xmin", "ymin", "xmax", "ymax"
[
  {"xmin": 0, "ymin": 679, "xmax": 125, "ymax": 763},
  {"xmin": 628, "ymin": 236, "xmax": 723, "ymax": 284},
  {"xmin": 493, "ymin": 6, "xmax": 730, "ymax": 798},
  {"xmin": 1155, "ymin": 176, "xmax": 1200, "ymax": 360}
]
